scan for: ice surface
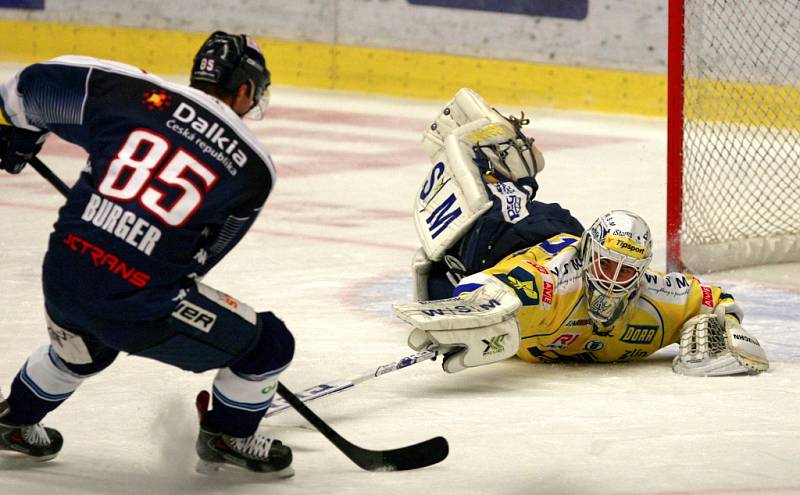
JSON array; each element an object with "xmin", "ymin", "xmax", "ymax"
[{"xmin": 1, "ymin": 66, "xmax": 798, "ymax": 494}]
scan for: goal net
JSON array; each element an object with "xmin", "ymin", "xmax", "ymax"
[{"xmin": 667, "ymin": 0, "xmax": 800, "ymax": 273}]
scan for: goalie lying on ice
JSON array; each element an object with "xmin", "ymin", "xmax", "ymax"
[{"xmin": 394, "ymin": 210, "xmax": 769, "ymax": 376}]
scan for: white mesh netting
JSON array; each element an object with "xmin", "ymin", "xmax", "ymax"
[{"xmin": 680, "ymin": 0, "xmax": 800, "ymax": 272}]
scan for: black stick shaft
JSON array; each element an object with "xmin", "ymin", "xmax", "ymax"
[{"xmin": 29, "ymin": 156, "xmax": 71, "ymax": 198}]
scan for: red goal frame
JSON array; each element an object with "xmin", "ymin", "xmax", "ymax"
[{"xmin": 666, "ymin": 0, "xmax": 685, "ymax": 273}]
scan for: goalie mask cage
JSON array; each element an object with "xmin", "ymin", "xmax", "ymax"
[{"xmin": 667, "ymin": 0, "xmax": 800, "ymax": 273}]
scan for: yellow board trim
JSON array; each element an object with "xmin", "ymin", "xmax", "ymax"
[{"xmin": 0, "ymin": 19, "xmax": 666, "ymax": 115}]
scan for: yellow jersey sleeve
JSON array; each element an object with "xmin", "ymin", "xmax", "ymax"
[{"xmin": 639, "ymin": 271, "xmax": 743, "ymax": 346}]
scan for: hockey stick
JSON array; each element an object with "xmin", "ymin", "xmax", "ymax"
[
  {"xmin": 30, "ymin": 157, "xmax": 71, "ymax": 197},
  {"xmin": 31, "ymin": 156, "xmax": 449, "ymax": 472},
  {"xmin": 276, "ymin": 383, "xmax": 447, "ymax": 471},
  {"xmin": 266, "ymin": 347, "xmax": 437, "ymax": 418}
]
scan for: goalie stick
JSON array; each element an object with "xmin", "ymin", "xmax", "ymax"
[
  {"xmin": 31, "ymin": 157, "xmax": 450, "ymax": 472},
  {"xmin": 266, "ymin": 347, "xmax": 438, "ymax": 418}
]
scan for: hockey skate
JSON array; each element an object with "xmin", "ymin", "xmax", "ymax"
[
  {"xmin": 0, "ymin": 390, "xmax": 63, "ymax": 461},
  {"xmin": 194, "ymin": 390, "xmax": 293, "ymax": 477}
]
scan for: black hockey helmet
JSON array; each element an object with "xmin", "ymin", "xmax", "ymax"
[{"xmin": 191, "ymin": 31, "xmax": 271, "ymax": 109}]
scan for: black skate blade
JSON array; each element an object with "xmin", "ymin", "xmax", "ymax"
[
  {"xmin": 195, "ymin": 459, "xmax": 295, "ymax": 479},
  {"xmin": 0, "ymin": 451, "xmax": 58, "ymax": 466},
  {"xmin": 355, "ymin": 436, "xmax": 449, "ymax": 472}
]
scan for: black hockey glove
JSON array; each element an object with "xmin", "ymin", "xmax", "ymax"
[{"xmin": 0, "ymin": 124, "xmax": 48, "ymax": 174}]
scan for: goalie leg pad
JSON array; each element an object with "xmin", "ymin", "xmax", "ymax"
[
  {"xmin": 412, "ymin": 248, "xmax": 432, "ymax": 301},
  {"xmin": 672, "ymin": 314, "xmax": 769, "ymax": 377},
  {"xmin": 421, "ymin": 88, "xmax": 510, "ymax": 161}
]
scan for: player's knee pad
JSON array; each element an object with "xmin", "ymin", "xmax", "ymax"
[
  {"xmin": 45, "ymin": 310, "xmax": 119, "ymax": 376},
  {"xmin": 230, "ymin": 311, "xmax": 295, "ymax": 378}
]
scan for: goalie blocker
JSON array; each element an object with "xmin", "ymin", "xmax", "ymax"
[{"xmin": 393, "ymin": 281, "xmax": 522, "ymax": 373}]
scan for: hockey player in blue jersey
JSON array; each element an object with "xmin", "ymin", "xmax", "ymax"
[{"xmin": 0, "ymin": 32, "xmax": 295, "ymax": 476}]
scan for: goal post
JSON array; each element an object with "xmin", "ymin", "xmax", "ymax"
[{"xmin": 666, "ymin": 0, "xmax": 800, "ymax": 274}]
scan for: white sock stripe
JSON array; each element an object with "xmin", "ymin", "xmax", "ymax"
[
  {"xmin": 20, "ymin": 366, "xmax": 73, "ymax": 402},
  {"xmin": 21, "ymin": 345, "xmax": 84, "ymax": 401},
  {"xmin": 212, "ymin": 367, "xmax": 281, "ymax": 413},
  {"xmin": 212, "ymin": 385, "xmax": 273, "ymax": 412}
]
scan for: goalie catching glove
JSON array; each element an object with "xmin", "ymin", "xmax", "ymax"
[
  {"xmin": 393, "ymin": 281, "xmax": 522, "ymax": 373},
  {"xmin": 672, "ymin": 311, "xmax": 769, "ymax": 377}
]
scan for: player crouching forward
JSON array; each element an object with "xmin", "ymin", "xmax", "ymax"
[
  {"xmin": 394, "ymin": 210, "xmax": 769, "ymax": 376},
  {"xmin": 0, "ymin": 32, "xmax": 293, "ymax": 476}
]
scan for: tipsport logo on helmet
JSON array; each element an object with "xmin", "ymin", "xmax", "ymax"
[{"xmin": 603, "ymin": 234, "xmax": 648, "ymax": 259}]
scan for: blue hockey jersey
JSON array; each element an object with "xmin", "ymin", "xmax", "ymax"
[{"xmin": 0, "ymin": 56, "xmax": 275, "ymax": 321}]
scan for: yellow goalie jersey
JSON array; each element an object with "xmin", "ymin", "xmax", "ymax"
[{"xmin": 455, "ymin": 234, "xmax": 743, "ymax": 363}]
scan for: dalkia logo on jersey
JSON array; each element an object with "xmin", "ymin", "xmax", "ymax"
[
  {"xmin": 584, "ymin": 340, "xmax": 604, "ymax": 351},
  {"xmin": 169, "ymin": 102, "xmax": 248, "ymax": 169},
  {"xmin": 142, "ymin": 89, "xmax": 172, "ymax": 111}
]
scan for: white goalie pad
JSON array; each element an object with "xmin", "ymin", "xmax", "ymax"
[
  {"xmin": 672, "ymin": 314, "xmax": 769, "ymax": 377},
  {"xmin": 421, "ymin": 88, "xmax": 545, "ymax": 178},
  {"xmin": 414, "ymin": 90, "xmax": 545, "ymax": 260},
  {"xmin": 393, "ymin": 282, "xmax": 522, "ymax": 373},
  {"xmin": 411, "ymin": 247, "xmax": 433, "ymax": 301},
  {"xmin": 422, "ymin": 88, "xmax": 511, "ymax": 161},
  {"xmin": 414, "ymin": 129, "xmax": 494, "ymax": 261}
]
